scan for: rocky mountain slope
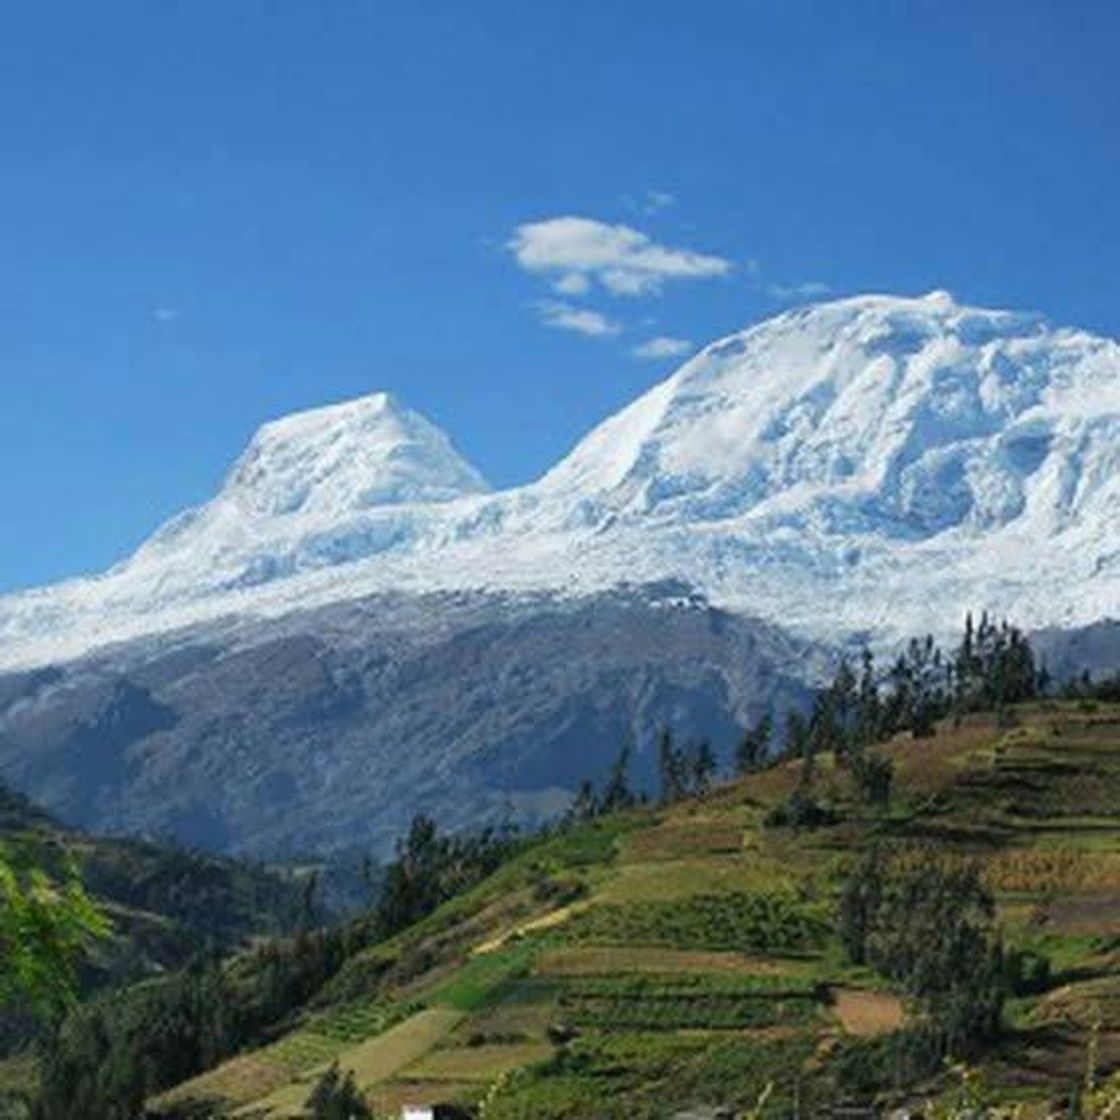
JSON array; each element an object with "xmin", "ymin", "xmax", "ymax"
[
  {"xmin": 1, "ymin": 292, "xmax": 1117, "ymax": 668},
  {"xmin": 0, "ymin": 585, "xmax": 820, "ymax": 856}
]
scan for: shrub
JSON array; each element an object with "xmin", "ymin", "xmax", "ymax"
[{"xmin": 305, "ymin": 1062, "xmax": 373, "ymax": 1119}]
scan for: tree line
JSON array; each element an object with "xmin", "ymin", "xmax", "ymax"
[{"xmin": 570, "ymin": 613, "xmax": 1048, "ymax": 826}]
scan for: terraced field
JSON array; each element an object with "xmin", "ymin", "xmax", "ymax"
[{"xmin": 148, "ymin": 702, "xmax": 1120, "ymax": 1118}]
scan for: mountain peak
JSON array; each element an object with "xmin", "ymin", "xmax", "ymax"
[
  {"xmin": 540, "ymin": 291, "xmax": 1110, "ymax": 534},
  {"xmin": 221, "ymin": 391, "xmax": 489, "ymax": 517},
  {"xmin": 0, "ymin": 294, "xmax": 1114, "ymax": 668}
]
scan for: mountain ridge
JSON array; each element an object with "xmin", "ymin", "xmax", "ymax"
[{"xmin": 1, "ymin": 291, "xmax": 1117, "ymax": 668}]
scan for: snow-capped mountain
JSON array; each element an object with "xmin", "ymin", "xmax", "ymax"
[
  {"xmin": 1, "ymin": 291, "xmax": 1117, "ymax": 669},
  {"xmin": 0, "ymin": 291, "xmax": 1116, "ymax": 858}
]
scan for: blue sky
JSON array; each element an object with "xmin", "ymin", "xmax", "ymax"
[{"xmin": 1, "ymin": 1, "xmax": 1117, "ymax": 592}]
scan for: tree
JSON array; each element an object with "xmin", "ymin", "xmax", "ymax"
[
  {"xmin": 691, "ymin": 740, "xmax": 717, "ymax": 796},
  {"xmin": 306, "ymin": 1062, "xmax": 373, "ymax": 1119},
  {"xmin": 784, "ymin": 709, "xmax": 813, "ymax": 787},
  {"xmin": 600, "ymin": 741, "xmax": 636, "ymax": 813},
  {"xmin": 736, "ymin": 712, "xmax": 773, "ymax": 774},
  {"xmin": 852, "ymin": 751, "xmax": 893, "ymax": 810},
  {"xmin": 657, "ymin": 728, "xmax": 687, "ymax": 804},
  {"xmin": 828, "ymin": 656, "xmax": 859, "ymax": 760},
  {"xmin": 839, "ymin": 850, "xmax": 1007, "ymax": 1058},
  {"xmin": 953, "ymin": 613, "xmax": 1037, "ymax": 717},
  {"xmin": 568, "ymin": 779, "xmax": 598, "ymax": 822},
  {"xmin": 0, "ymin": 846, "xmax": 108, "ymax": 1021}
]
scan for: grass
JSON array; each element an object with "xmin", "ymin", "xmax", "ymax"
[
  {"xmin": 403, "ymin": 1042, "xmax": 552, "ymax": 1082},
  {"xmin": 422, "ymin": 941, "xmax": 539, "ymax": 1011},
  {"xmin": 598, "ymin": 853, "xmax": 796, "ymax": 903},
  {"xmin": 479, "ymin": 1030, "xmax": 821, "ymax": 1120}
]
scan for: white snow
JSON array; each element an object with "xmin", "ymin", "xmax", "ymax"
[{"xmin": 1, "ymin": 292, "xmax": 1117, "ymax": 668}]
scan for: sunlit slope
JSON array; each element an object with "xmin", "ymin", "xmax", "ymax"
[{"xmin": 152, "ymin": 702, "xmax": 1120, "ymax": 1119}]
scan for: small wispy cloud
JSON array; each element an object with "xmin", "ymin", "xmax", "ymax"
[
  {"xmin": 632, "ymin": 336, "xmax": 693, "ymax": 360},
  {"xmin": 765, "ymin": 280, "xmax": 831, "ymax": 301},
  {"xmin": 536, "ymin": 300, "xmax": 622, "ymax": 337},
  {"xmin": 552, "ymin": 272, "xmax": 591, "ymax": 296},
  {"xmin": 509, "ymin": 216, "xmax": 732, "ymax": 298},
  {"xmin": 151, "ymin": 307, "xmax": 181, "ymax": 323},
  {"xmin": 642, "ymin": 189, "xmax": 676, "ymax": 214}
]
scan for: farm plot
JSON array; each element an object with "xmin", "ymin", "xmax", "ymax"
[
  {"xmin": 599, "ymin": 854, "xmax": 794, "ymax": 904},
  {"xmin": 561, "ymin": 890, "xmax": 831, "ymax": 954},
  {"xmin": 535, "ymin": 945, "xmax": 814, "ymax": 977},
  {"xmin": 231, "ymin": 1008, "xmax": 465, "ymax": 1118},
  {"xmin": 403, "ymin": 1042, "xmax": 552, "ymax": 1082},
  {"xmin": 149, "ymin": 1054, "xmax": 290, "ymax": 1115},
  {"xmin": 555, "ymin": 972, "xmax": 823, "ymax": 1031}
]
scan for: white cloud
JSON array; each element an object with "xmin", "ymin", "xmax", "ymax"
[
  {"xmin": 766, "ymin": 280, "xmax": 831, "ymax": 301},
  {"xmin": 552, "ymin": 272, "xmax": 591, "ymax": 296},
  {"xmin": 632, "ymin": 336, "xmax": 693, "ymax": 360},
  {"xmin": 536, "ymin": 301, "xmax": 622, "ymax": 337},
  {"xmin": 642, "ymin": 190, "xmax": 676, "ymax": 214},
  {"xmin": 509, "ymin": 216, "xmax": 733, "ymax": 297}
]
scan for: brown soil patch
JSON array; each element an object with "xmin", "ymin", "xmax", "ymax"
[{"xmin": 831, "ymin": 988, "xmax": 905, "ymax": 1037}]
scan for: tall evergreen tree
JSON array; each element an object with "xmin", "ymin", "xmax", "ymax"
[
  {"xmin": 600, "ymin": 741, "xmax": 636, "ymax": 813},
  {"xmin": 691, "ymin": 740, "xmax": 717, "ymax": 796},
  {"xmin": 657, "ymin": 728, "xmax": 687, "ymax": 804},
  {"xmin": 736, "ymin": 712, "xmax": 773, "ymax": 773}
]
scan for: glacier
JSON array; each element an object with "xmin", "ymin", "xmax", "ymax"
[{"xmin": 1, "ymin": 290, "xmax": 1117, "ymax": 669}]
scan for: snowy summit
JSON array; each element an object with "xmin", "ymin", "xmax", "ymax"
[{"xmin": 1, "ymin": 292, "xmax": 1117, "ymax": 666}]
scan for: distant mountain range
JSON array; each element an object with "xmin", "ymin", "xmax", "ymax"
[{"xmin": 0, "ymin": 292, "xmax": 1115, "ymax": 856}]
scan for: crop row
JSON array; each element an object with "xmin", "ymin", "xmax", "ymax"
[
  {"xmin": 558, "ymin": 993, "xmax": 819, "ymax": 1030},
  {"xmin": 562, "ymin": 890, "xmax": 831, "ymax": 953}
]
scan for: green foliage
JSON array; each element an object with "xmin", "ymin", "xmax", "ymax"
[
  {"xmin": 376, "ymin": 815, "xmax": 520, "ymax": 936},
  {"xmin": 598, "ymin": 742, "xmax": 637, "ymax": 814},
  {"xmin": 481, "ymin": 1030, "xmax": 818, "ymax": 1119},
  {"xmin": 0, "ymin": 847, "xmax": 109, "ymax": 1021},
  {"xmin": 657, "ymin": 728, "xmax": 688, "ymax": 804},
  {"xmin": 954, "ymin": 612, "xmax": 1038, "ymax": 716},
  {"xmin": 735, "ymin": 712, "xmax": 773, "ymax": 773},
  {"xmin": 305, "ymin": 1062, "xmax": 373, "ymax": 1120},
  {"xmin": 852, "ymin": 751, "xmax": 893, "ymax": 809},
  {"xmin": 566, "ymin": 889, "xmax": 830, "ymax": 954},
  {"xmin": 425, "ymin": 943, "xmax": 537, "ymax": 1011},
  {"xmin": 35, "ymin": 927, "xmax": 353, "ymax": 1119},
  {"xmin": 839, "ymin": 850, "xmax": 1009, "ymax": 1060},
  {"xmin": 764, "ymin": 786, "xmax": 841, "ymax": 830}
]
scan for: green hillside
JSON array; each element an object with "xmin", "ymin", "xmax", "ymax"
[
  {"xmin": 135, "ymin": 697, "xmax": 1120, "ymax": 1119},
  {"xmin": 0, "ymin": 778, "xmax": 306, "ymax": 999}
]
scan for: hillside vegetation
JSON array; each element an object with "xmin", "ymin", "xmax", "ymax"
[
  {"xmin": 0, "ymin": 780, "xmax": 306, "ymax": 993},
  {"xmin": 126, "ymin": 690, "xmax": 1120, "ymax": 1119}
]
